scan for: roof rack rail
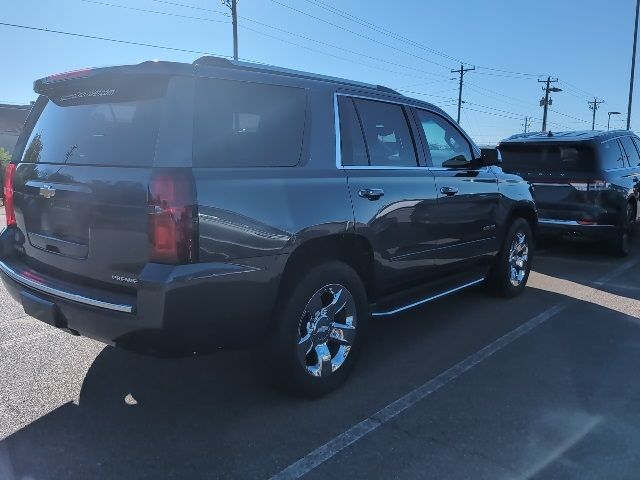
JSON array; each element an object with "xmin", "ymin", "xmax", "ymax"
[
  {"xmin": 193, "ymin": 56, "xmax": 401, "ymax": 95},
  {"xmin": 376, "ymin": 85, "xmax": 401, "ymax": 94}
]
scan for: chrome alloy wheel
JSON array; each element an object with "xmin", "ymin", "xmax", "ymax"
[
  {"xmin": 296, "ymin": 284, "xmax": 357, "ymax": 377},
  {"xmin": 508, "ymin": 232, "xmax": 529, "ymax": 287}
]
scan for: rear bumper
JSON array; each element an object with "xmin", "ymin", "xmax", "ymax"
[
  {"xmin": 0, "ymin": 249, "xmax": 283, "ymax": 355},
  {"xmin": 538, "ymin": 218, "xmax": 619, "ymax": 239}
]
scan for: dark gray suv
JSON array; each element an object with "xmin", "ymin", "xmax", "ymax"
[{"xmin": 0, "ymin": 57, "xmax": 537, "ymax": 396}]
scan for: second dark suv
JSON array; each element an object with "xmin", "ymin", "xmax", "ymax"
[
  {"xmin": 499, "ymin": 130, "xmax": 640, "ymax": 256},
  {"xmin": 1, "ymin": 57, "xmax": 536, "ymax": 396}
]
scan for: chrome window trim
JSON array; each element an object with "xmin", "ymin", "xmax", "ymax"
[
  {"xmin": 372, "ymin": 278, "xmax": 485, "ymax": 317},
  {"xmin": 0, "ymin": 260, "xmax": 134, "ymax": 314},
  {"xmin": 334, "ymin": 91, "xmax": 428, "ymax": 170}
]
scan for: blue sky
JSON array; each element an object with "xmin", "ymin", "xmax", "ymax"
[{"xmin": 1, "ymin": 0, "xmax": 637, "ymax": 143}]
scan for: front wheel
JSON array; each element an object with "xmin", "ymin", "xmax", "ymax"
[
  {"xmin": 264, "ymin": 261, "xmax": 369, "ymax": 398},
  {"xmin": 487, "ymin": 218, "xmax": 533, "ymax": 298}
]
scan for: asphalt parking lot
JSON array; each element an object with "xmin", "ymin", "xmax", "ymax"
[{"xmin": 1, "ymin": 213, "xmax": 640, "ymax": 479}]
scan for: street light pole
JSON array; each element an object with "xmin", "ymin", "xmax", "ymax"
[
  {"xmin": 628, "ymin": 0, "xmax": 640, "ymax": 130},
  {"xmin": 608, "ymin": 111, "xmax": 622, "ymax": 131}
]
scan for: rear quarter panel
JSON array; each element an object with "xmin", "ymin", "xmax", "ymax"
[{"xmin": 193, "ymin": 84, "xmax": 353, "ymax": 263}]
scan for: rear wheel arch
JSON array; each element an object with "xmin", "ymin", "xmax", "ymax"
[{"xmin": 279, "ymin": 234, "xmax": 375, "ymax": 305}]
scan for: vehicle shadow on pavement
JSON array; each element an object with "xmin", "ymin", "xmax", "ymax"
[
  {"xmin": 0, "ymin": 287, "xmax": 569, "ymax": 480},
  {"xmin": 1, "ymin": 242, "xmax": 638, "ymax": 479},
  {"xmin": 534, "ymin": 233, "xmax": 640, "ymax": 303}
]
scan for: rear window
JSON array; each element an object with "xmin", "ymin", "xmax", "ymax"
[
  {"xmin": 21, "ymin": 76, "xmax": 167, "ymax": 166},
  {"xmin": 499, "ymin": 144, "xmax": 596, "ymax": 172},
  {"xmin": 193, "ymin": 78, "xmax": 307, "ymax": 168}
]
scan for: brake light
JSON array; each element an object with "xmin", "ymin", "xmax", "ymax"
[
  {"xmin": 569, "ymin": 180, "xmax": 611, "ymax": 192},
  {"xmin": 3, "ymin": 163, "xmax": 16, "ymax": 227},
  {"xmin": 148, "ymin": 170, "xmax": 198, "ymax": 264},
  {"xmin": 45, "ymin": 68, "xmax": 92, "ymax": 84}
]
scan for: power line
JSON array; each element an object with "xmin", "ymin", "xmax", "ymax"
[
  {"xmin": 144, "ymin": 0, "xmax": 601, "ymax": 119},
  {"xmin": 139, "ymin": 0, "xmax": 601, "ymax": 116},
  {"xmin": 296, "ymin": 0, "xmax": 463, "ymax": 64},
  {"xmin": 80, "ymin": 0, "xmax": 228, "ymax": 24},
  {"xmin": 267, "ymin": 0, "xmax": 454, "ymax": 70},
  {"xmin": 464, "ymin": 82, "xmax": 534, "ymax": 109},
  {"xmin": 0, "ymin": 20, "xmax": 225, "ymax": 56},
  {"xmin": 82, "ymin": 0, "xmax": 451, "ymax": 81},
  {"xmin": 149, "ymin": 0, "xmax": 228, "ymax": 14},
  {"xmin": 237, "ymin": 23, "xmax": 449, "ymax": 82},
  {"xmin": 296, "ymin": 0, "xmax": 547, "ymax": 79}
]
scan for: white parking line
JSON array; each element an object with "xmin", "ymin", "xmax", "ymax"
[{"xmin": 270, "ymin": 257, "xmax": 640, "ymax": 480}]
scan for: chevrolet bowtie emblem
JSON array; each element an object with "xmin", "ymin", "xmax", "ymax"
[{"xmin": 39, "ymin": 185, "xmax": 56, "ymax": 199}]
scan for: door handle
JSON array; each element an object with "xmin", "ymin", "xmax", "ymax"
[
  {"xmin": 358, "ymin": 188, "xmax": 385, "ymax": 201},
  {"xmin": 440, "ymin": 186, "xmax": 459, "ymax": 196}
]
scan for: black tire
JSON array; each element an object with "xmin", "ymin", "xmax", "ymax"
[
  {"xmin": 263, "ymin": 260, "xmax": 369, "ymax": 398},
  {"xmin": 610, "ymin": 202, "xmax": 635, "ymax": 257},
  {"xmin": 487, "ymin": 218, "xmax": 533, "ymax": 298}
]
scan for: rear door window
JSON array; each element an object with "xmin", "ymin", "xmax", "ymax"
[
  {"xmin": 338, "ymin": 96, "xmax": 368, "ymax": 166},
  {"xmin": 21, "ymin": 77, "xmax": 167, "ymax": 167},
  {"xmin": 619, "ymin": 136, "xmax": 640, "ymax": 167},
  {"xmin": 193, "ymin": 78, "xmax": 307, "ymax": 167},
  {"xmin": 352, "ymin": 98, "xmax": 418, "ymax": 167}
]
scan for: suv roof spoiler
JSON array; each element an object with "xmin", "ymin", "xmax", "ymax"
[{"xmin": 193, "ymin": 55, "xmax": 402, "ymax": 95}]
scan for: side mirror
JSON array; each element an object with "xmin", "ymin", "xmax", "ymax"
[
  {"xmin": 479, "ymin": 148, "xmax": 502, "ymax": 167},
  {"xmin": 441, "ymin": 155, "xmax": 472, "ymax": 169}
]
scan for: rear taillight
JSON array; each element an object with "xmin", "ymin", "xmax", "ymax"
[
  {"xmin": 569, "ymin": 180, "xmax": 611, "ymax": 192},
  {"xmin": 3, "ymin": 163, "xmax": 16, "ymax": 227},
  {"xmin": 148, "ymin": 170, "xmax": 198, "ymax": 264}
]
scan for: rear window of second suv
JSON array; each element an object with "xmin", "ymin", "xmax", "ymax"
[
  {"xmin": 500, "ymin": 144, "xmax": 596, "ymax": 172},
  {"xmin": 193, "ymin": 78, "xmax": 307, "ymax": 168}
]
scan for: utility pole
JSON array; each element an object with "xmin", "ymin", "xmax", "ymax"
[
  {"xmin": 522, "ymin": 116, "xmax": 533, "ymax": 133},
  {"xmin": 588, "ymin": 97, "xmax": 605, "ymax": 130},
  {"xmin": 451, "ymin": 63, "xmax": 475, "ymax": 124},
  {"xmin": 628, "ymin": 0, "xmax": 640, "ymax": 129},
  {"xmin": 222, "ymin": 0, "xmax": 238, "ymax": 60},
  {"xmin": 538, "ymin": 77, "xmax": 561, "ymax": 132}
]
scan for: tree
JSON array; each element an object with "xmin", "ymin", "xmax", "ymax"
[
  {"xmin": 0, "ymin": 147, "xmax": 10, "ymax": 203},
  {"xmin": 0, "ymin": 147, "xmax": 10, "ymax": 171}
]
